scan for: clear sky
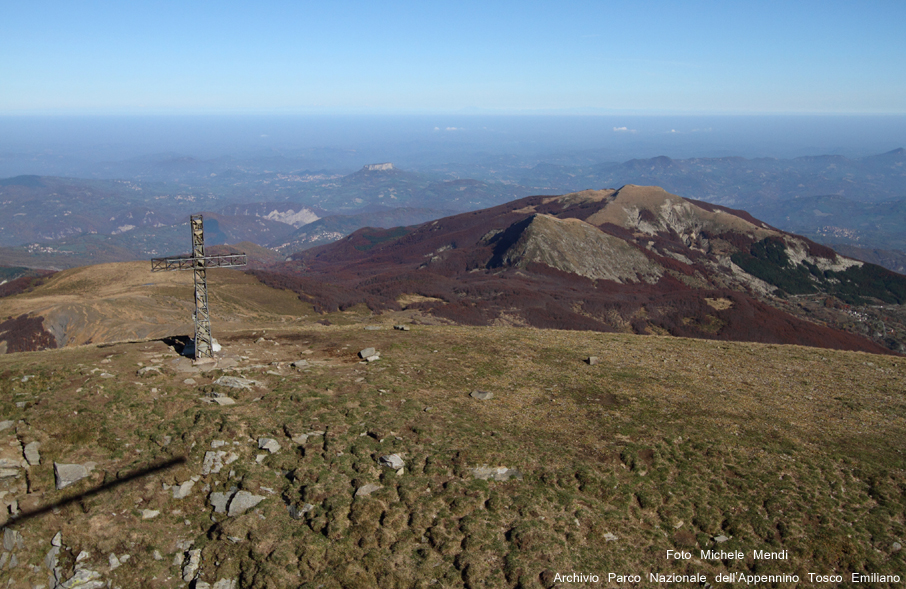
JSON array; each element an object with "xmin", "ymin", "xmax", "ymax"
[{"xmin": 2, "ymin": 0, "xmax": 904, "ymax": 115}]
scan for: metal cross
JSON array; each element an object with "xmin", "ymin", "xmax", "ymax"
[{"xmin": 151, "ymin": 214, "xmax": 247, "ymax": 360}]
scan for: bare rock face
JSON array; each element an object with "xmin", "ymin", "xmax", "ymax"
[
  {"xmin": 490, "ymin": 214, "xmax": 663, "ymax": 284},
  {"xmin": 54, "ymin": 463, "xmax": 91, "ymax": 490},
  {"xmin": 362, "ymin": 163, "xmax": 394, "ymax": 172},
  {"xmin": 227, "ymin": 491, "xmax": 265, "ymax": 516}
]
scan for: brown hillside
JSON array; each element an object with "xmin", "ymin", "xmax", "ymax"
[{"xmin": 250, "ymin": 186, "xmax": 901, "ymax": 355}]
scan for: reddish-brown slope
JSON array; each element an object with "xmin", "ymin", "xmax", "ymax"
[{"xmin": 252, "ymin": 188, "xmax": 895, "ymax": 355}]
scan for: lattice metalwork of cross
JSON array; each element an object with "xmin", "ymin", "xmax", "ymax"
[{"xmin": 151, "ymin": 214, "xmax": 247, "ymax": 360}]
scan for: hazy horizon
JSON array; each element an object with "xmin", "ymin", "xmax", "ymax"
[{"xmin": 2, "ymin": 113, "xmax": 905, "ymax": 180}]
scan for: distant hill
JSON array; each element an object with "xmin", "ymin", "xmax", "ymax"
[
  {"xmin": 518, "ymin": 149, "xmax": 906, "ymax": 207},
  {"xmin": 254, "ymin": 185, "xmax": 906, "ymax": 354},
  {"xmin": 274, "ymin": 207, "xmax": 456, "ymax": 255}
]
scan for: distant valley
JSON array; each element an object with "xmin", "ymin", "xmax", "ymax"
[{"xmin": 1, "ymin": 149, "xmax": 904, "ymax": 274}]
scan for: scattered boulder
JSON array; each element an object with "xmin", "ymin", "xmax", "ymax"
[
  {"xmin": 470, "ymin": 390, "xmax": 493, "ymax": 401},
  {"xmin": 290, "ymin": 359, "xmax": 309, "ymax": 369},
  {"xmin": 227, "ymin": 490, "xmax": 265, "ymax": 516},
  {"xmin": 287, "ymin": 503, "xmax": 315, "ymax": 520},
  {"xmin": 54, "ymin": 463, "xmax": 92, "ymax": 490},
  {"xmin": 713, "ymin": 535, "xmax": 730, "ymax": 543},
  {"xmin": 213, "ymin": 376, "xmax": 259, "ymax": 390},
  {"xmin": 603, "ymin": 532, "xmax": 618, "ymax": 542},
  {"xmin": 355, "ymin": 483, "xmax": 383, "ymax": 498},
  {"xmin": 258, "ymin": 437, "xmax": 281, "ymax": 454},
  {"xmin": 23, "ymin": 441, "xmax": 40, "ymax": 466},
  {"xmin": 51, "ymin": 531, "xmax": 62, "ymax": 547},
  {"xmin": 2, "ymin": 528, "xmax": 23, "ymax": 551},
  {"xmin": 210, "ymin": 489, "xmax": 237, "ymax": 514},
  {"xmin": 108, "ymin": 553, "xmax": 122, "ymax": 570},
  {"xmin": 379, "ymin": 454, "xmax": 405, "ymax": 469},
  {"xmin": 393, "ymin": 325, "xmax": 410, "ymax": 331},
  {"xmin": 59, "ymin": 569, "xmax": 104, "ymax": 589},
  {"xmin": 182, "ymin": 548, "xmax": 202, "ymax": 582},
  {"xmin": 141, "ymin": 509, "xmax": 160, "ymax": 520},
  {"xmin": 364, "ymin": 354, "xmax": 381, "ymax": 362},
  {"xmin": 364, "ymin": 325, "xmax": 383, "ymax": 331},
  {"xmin": 172, "ymin": 480, "xmax": 195, "ymax": 499},
  {"xmin": 586, "ymin": 356, "xmax": 599, "ymax": 365},
  {"xmin": 213, "ymin": 580, "xmax": 238, "ymax": 589},
  {"xmin": 470, "ymin": 466, "xmax": 523, "ymax": 481},
  {"xmin": 892, "ymin": 542, "xmax": 902, "ymax": 552},
  {"xmin": 211, "ymin": 396, "xmax": 236, "ymax": 406},
  {"xmin": 202, "ymin": 451, "xmax": 238, "ymax": 475},
  {"xmin": 0, "ymin": 421, "xmax": 14, "ymax": 432},
  {"xmin": 358, "ymin": 348, "xmax": 376, "ymax": 359}
]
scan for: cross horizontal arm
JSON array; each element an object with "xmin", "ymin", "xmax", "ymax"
[{"xmin": 150, "ymin": 254, "xmax": 248, "ymax": 272}]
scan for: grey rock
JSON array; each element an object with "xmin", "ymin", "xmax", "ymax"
[
  {"xmin": 51, "ymin": 531, "xmax": 62, "ymax": 547},
  {"xmin": 287, "ymin": 503, "xmax": 314, "ymax": 520},
  {"xmin": 182, "ymin": 548, "xmax": 201, "ymax": 582},
  {"xmin": 227, "ymin": 491, "xmax": 265, "ymax": 516},
  {"xmin": 355, "ymin": 483, "xmax": 382, "ymax": 497},
  {"xmin": 0, "ymin": 468, "xmax": 20, "ymax": 479},
  {"xmin": 141, "ymin": 509, "xmax": 160, "ymax": 520},
  {"xmin": 202, "ymin": 451, "xmax": 237, "ymax": 475},
  {"xmin": 211, "ymin": 396, "xmax": 236, "ymax": 406},
  {"xmin": 603, "ymin": 532, "xmax": 618, "ymax": 542},
  {"xmin": 60, "ymin": 569, "xmax": 104, "ymax": 589},
  {"xmin": 0, "ymin": 420, "xmax": 14, "ymax": 432},
  {"xmin": 358, "ymin": 347, "xmax": 376, "ymax": 359},
  {"xmin": 173, "ymin": 480, "xmax": 195, "ymax": 499},
  {"xmin": 892, "ymin": 542, "xmax": 902, "ymax": 552},
  {"xmin": 586, "ymin": 356, "xmax": 599, "ymax": 365},
  {"xmin": 213, "ymin": 376, "xmax": 259, "ymax": 390},
  {"xmin": 290, "ymin": 359, "xmax": 309, "ymax": 368},
  {"xmin": 44, "ymin": 546, "xmax": 60, "ymax": 571},
  {"xmin": 258, "ymin": 438, "xmax": 281, "ymax": 454},
  {"xmin": 290, "ymin": 434, "xmax": 308, "ymax": 445},
  {"xmin": 379, "ymin": 454, "xmax": 404, "ymax": 469},
  {"xmin": 213, "ymin": 580, "xmax": 238, "ymax": 589},
  {"xmin": 364, "ymin": 325, "xmax": 382, "ymax": 331},
  {"xmin": 54, "ymin": 463, "xmax": 90, "ymax": 489},
  {"xmin": 152, "ymin": 550, "xmax": 163, "ymax": 561},
  {"xmin": 194, "ymin": 582, "xmax": 212, "ymax": 589},
  {"xmin": 137, "ymin": 365, "xmax": 162, "ymax": 375},
  {"xmin": 210, "ymin": 489, "xmax": 237, "ymax": 514},
  {"xmin": 470, "ymin": 466, "xmax": 523, "ymax": 481},
  {"xmin": 393, "ymin": 325, "xmax": 410, "ymax": 331},
  {"xmin": 364, "ymin": 354, "xmax": 381, "ymax": 362},
  {"xmin": 470, "ymin": 390, "xmax": 493, "ymax": 401},
  {"xmin": 108, "ymin": 553, "xmax": 121, "ymax": 570},
  {"xmin": 3, "ymin": 528, "xmax": 24, "ymax": 551},
  {"xmin": 183, "ymin": 378, "xmax": 197, "ymax": 385},
  {"xmin": 24, "ymin": 441, "xmax": 41, "ymax": 466},
  {"xmin": 713, "ymin": 535, "xmax": 730, "ymax": 543}
]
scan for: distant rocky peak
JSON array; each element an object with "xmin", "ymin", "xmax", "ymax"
[
  {"xmin": 488, "ymin": 213, "xmax": 662, "ymax": 284},
  {"xmin": 362, "ymin": 163, "xmax": 394, "ymax": 172}
]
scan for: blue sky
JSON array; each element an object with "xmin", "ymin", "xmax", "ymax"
[{"xmin": 2, "ymin": 1, "xmax": 904, "ymax": 114}]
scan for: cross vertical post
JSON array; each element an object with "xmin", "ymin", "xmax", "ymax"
[
  {"xmin": 151, "ymin": 214, "xmax": 248, "ymax": 361},
  {"xmin": 191, "ymin": 214, "xmax": 213, "ymax": 359}
]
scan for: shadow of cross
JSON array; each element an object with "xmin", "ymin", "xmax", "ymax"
[
  {"xmin": 3, "ymin": 456, "xmax": 187, "ymax": 528},
  {"xmin": 151, "ymin": 214, "xmax": 247, "ymax": 360}
]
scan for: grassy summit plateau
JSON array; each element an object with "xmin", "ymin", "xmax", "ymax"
[{"xmin": 0, "ymin": 324, "xmax": 903, "ymax": 587}]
